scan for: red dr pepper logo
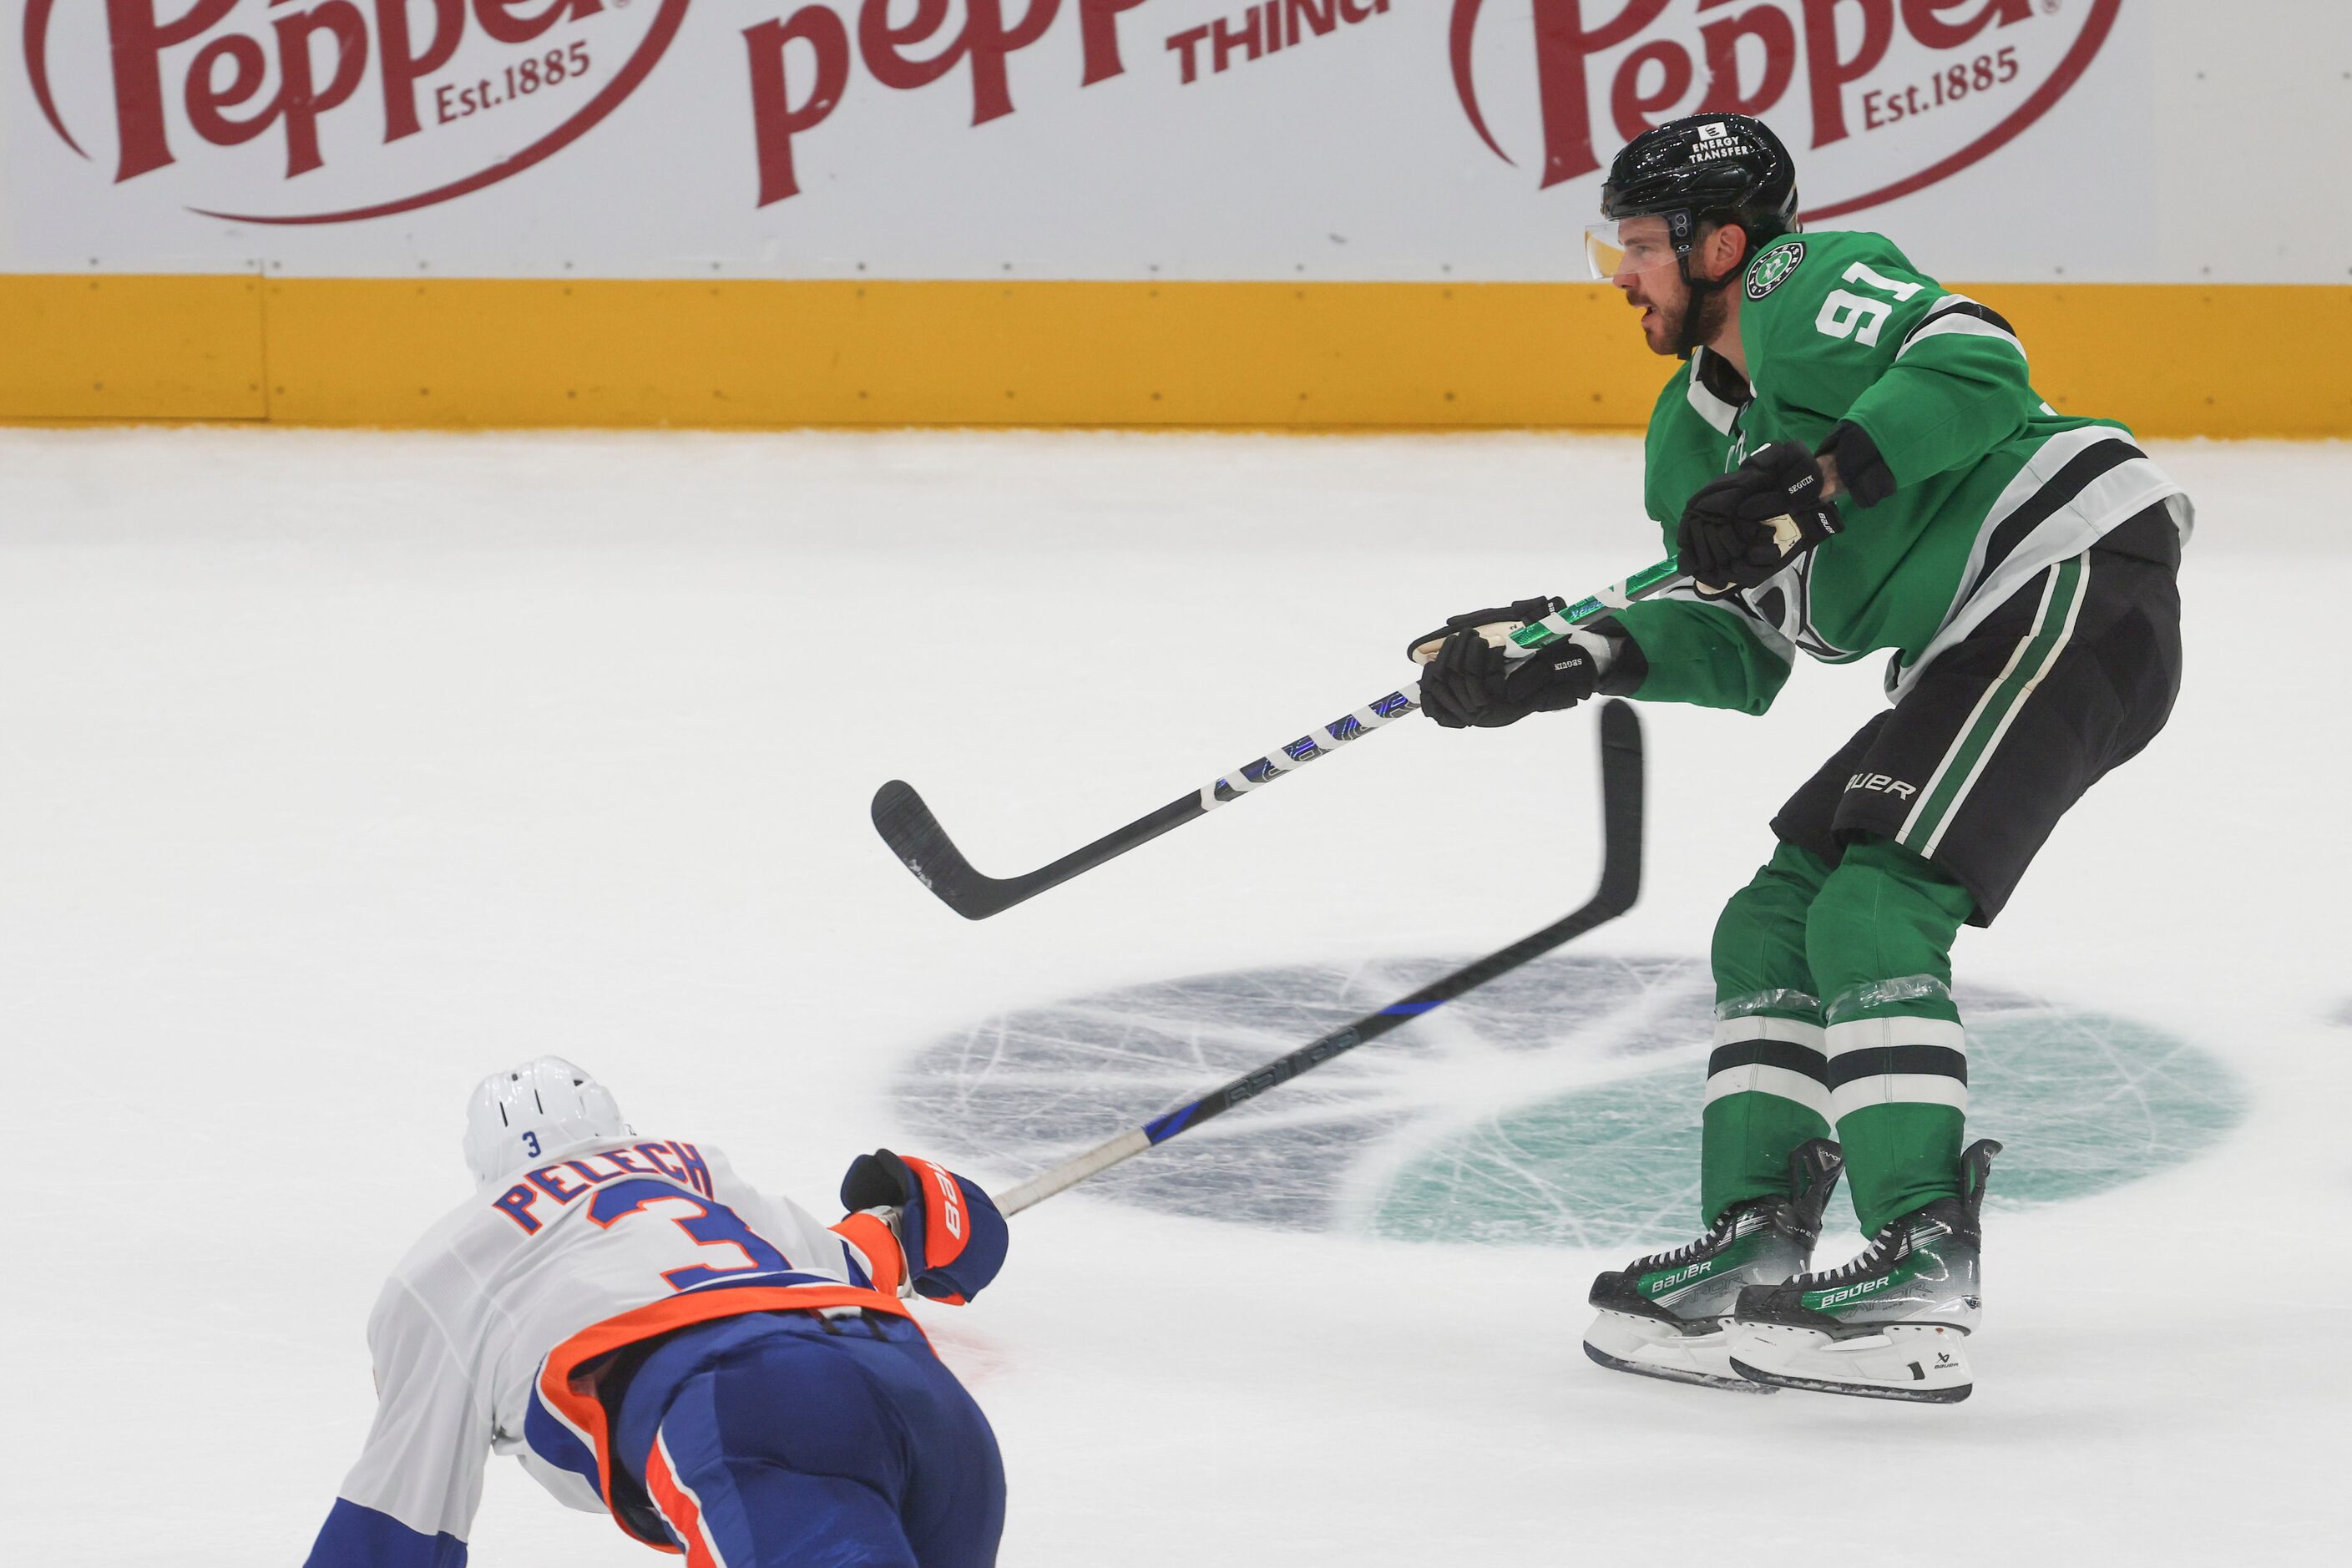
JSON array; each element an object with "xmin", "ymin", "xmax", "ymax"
[
  {"xmin": 1449, "ymin": 0, "xmax": 2122, "ymax": 219},
  {"xmin": 22, "ymin": 0, "xmax": 691, "ymax": 224}
]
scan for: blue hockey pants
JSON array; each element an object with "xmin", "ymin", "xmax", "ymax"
[{"xmin": 614, "ymin": 1310, "xmax": 1004, "ymax": 1568}]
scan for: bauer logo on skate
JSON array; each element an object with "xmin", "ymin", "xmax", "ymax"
[
  {"xmin": 1449, "ymin": 0, "xmax": 2123, "ymax": 219},
  {"xmin": 1818, "ymin": 1277, "xmax": 1891, "ymax": 1306},
  {"xmin": 20, "ymin": 0, "xmax": 690, "ymax": 224}
]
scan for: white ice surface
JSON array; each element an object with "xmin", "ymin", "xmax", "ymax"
[{"xmin": 3, "ymin": 427, "xmax": 2348, "ymax": 1565}]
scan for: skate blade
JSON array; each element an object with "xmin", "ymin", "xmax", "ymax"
[
  {"xmin": 1728, "ymin": 1324, "xmax": 1973, "ymax": 1404},
  {"xmin": 1583, "ymin": 1313, "xmax": 1777, "ymax": 1395}
]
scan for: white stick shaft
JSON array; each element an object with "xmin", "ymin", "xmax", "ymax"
[
  {"xmin": 1196, "ymin": 681, "xmax": 1422, "ymax": 812},
  {"xmin": 992, "ymin": 1128, "xmax": 1151, "ymax": 1216}
]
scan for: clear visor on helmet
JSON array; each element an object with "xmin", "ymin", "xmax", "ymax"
[{"xmin": 1584, "ymin": 220, "xmax": 1682, "ymax": 282}]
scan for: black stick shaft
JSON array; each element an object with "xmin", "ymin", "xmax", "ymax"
[
  {"xmin": 870, "ymin": 689, "xmax": 1418, "ymax": 920},
  {"xmin": 993, "ymin": 699, "xmax": 1643, "ymax": 1214},
  {"xmin": 873, "ymin": 559, "xmax": 1687, "ymax": 921}
]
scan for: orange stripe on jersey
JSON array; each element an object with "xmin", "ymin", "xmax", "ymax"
[
  {"xmin": 829, "ymin": 1212, "xmax": 905, "ymax": 1297},
  {"xmin": 645, "ymin": 1429, "xmax": 726, "ymax": 1568},
  {"xmin": 539, "ymin": 1283, "xmax": 919, "ymax": 1549}
]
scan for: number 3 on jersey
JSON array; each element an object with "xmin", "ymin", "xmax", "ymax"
[
  {"xmin": 1815, "ymin": 261, "xmax": 1924, "ymax": 348},
  {"xmin": 588, "ymin": 1177, "xmax": 791, "ymax": 1291}
]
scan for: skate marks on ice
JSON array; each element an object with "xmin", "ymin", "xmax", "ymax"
[
  {"xmin": 1375, "ymin": 998, "xmax": 2245, "ymax": 1251},
  {"xmin": 895, "ymin": 955, "xmax": 2244, "ymax": 1251},
  {"xmin": 896, "ymin": 954, "xmax": 1707, "ymax": 1237}
]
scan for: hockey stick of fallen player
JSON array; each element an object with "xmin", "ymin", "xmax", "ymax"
[
  {"xmin": 873, "ymin": 559, "xmax": 1684, "ymax": 920},
  {"xmin": 990, "ymin": 698, "xmax": 1643, "ymax": 1215}
]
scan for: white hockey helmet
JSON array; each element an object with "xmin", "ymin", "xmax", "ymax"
[{"xmin": 462, "ymin": 1055, "xmax": 630, "ymax": 1188}]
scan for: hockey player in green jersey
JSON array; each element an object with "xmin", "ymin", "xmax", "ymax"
[{"xmin": 1409, "ymin": 114, "xmax": 2188, "ymax": 1402}]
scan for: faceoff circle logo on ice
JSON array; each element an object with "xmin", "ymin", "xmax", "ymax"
[
  {"xmin": 1746, "ymin": 238, "xmax": 1806, "ymax": 300},
  {"xmin": 897, "ymin": 953, "xmax": 2240, "ymax": 1247}
]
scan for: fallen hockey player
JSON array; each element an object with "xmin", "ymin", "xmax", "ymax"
[{"xmin": 303, "ymin": 1055, "xmax": 1009, "ymax": 1565}]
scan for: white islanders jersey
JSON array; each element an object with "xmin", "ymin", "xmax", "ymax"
[{"xmin": 315, "ymin": 1136, "xmax": 907, "ymax": 1562}]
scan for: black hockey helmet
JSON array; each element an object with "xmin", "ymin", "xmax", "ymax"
[{"xmin": 1590, "ymin": 114, "xmax": 1799, "ymax": 283}]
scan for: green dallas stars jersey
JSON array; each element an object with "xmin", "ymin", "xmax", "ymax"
[{"xmin": 1613, "ymin": 229, "xmax": 2192, "ymax": 714}]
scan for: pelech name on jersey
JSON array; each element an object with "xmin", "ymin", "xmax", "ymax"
[{"xmin": 490, "ymin": 1141, "xmax": 716, "ymax": 1235}]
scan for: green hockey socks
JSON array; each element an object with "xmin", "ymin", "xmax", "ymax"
[
  {"xmin": 1703, "ymin": 837, "xmax": 1977, "ymax": 1235},
  {"xmin": 1703, "ymin": 843, "xmax": 1834, "ymax": 1224}
]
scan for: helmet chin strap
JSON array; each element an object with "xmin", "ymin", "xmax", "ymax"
[{"xmin": 1671, "ymin": 230, "xmax": 1748, "ymax": 358}]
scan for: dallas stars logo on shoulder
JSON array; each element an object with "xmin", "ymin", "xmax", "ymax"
[{"xmin": 1746, "ymin": 239, "xmax": 1807, "ymax": 301}]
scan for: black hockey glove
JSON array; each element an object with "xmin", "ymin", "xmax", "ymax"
[
  {"xmin": 1418, "ymin": 629, "xmax": 1601, "ymax": 730},
  {"xmin": 1404, "ymin": 595, "xmax": 1565, "ymax": 665},
  {"xmin": 1677, "ymin": 441, "xmax": 1842, "ymax": 599}
]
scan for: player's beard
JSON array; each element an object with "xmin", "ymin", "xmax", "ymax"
[{"xmin": 1674, "ymin": 278, "xmax": 1732, "ymax": 358}]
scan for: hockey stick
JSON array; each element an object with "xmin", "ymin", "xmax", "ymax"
[
  {"xmin": 873, "ymin": 559, "xmax": 1684, "ymax": 919},
  {"xmin": 991, "ymin": 698, "xmax": 1643, "ymax": 1215}
]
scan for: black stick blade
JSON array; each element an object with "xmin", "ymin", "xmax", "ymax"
[
  {"xmin": 876, "ymin": 700, "xmax": 1638, "ymax": 923},
  {"xmin": 1592, "ymin": 698, "xmax": 1644, "ymax": 914},
  {"xmin": 872, "ymin": 778, "xmax": 1207, "ymax": 921},
  {"xmin": 870, "ymin": 780, "xmax": 1019, "ymax": 921}
]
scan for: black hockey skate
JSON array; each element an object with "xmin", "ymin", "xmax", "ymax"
[
  {"xmin": 1728, "ymin": 1139, "xmax": 2000, "ymax": 1404},
  {"xmin": 1582, "ymin": 1140, "xmax": 1844, "ymax": 1393}
]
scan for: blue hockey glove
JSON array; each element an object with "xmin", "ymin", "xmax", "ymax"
[{"xmin": 840, "ymin": 1149, "xmax": 1009, "ymax": 1305}]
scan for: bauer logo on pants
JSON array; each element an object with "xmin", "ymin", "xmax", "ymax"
[{"xmin": 1847, "ymin": 771, "xmax": 1919, "ymax": 800}]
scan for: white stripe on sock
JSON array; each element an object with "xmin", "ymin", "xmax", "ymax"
[
  {"xmin": 1831, "ymin": 1073, "xmax": 1970, "ymax": 1120},
  {"xmin": 1706, "ymin": 1063, "xmax": 1832, "ymax": 1119},
  {"xmin": 1823, "ymin": 1016, "xmax": 1966, "ymax": 1058}
]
